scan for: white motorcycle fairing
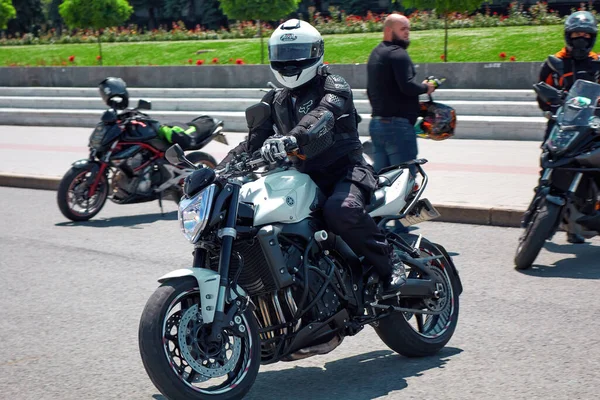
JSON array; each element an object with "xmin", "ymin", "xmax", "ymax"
[
  {"xmin": 239, "ymin": 169, "xmax": 320, "ymax": 226},
  {"xmin": 238, "ymin": 167, "xmax": 412, "ymax": 226}
]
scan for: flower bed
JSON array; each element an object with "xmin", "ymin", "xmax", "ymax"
[{"xmin": 1, "ymin": 1, "xmax": 592, "ymax": 47}]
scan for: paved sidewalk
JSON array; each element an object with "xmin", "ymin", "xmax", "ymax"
[{"xmin": 0, "ymin": 125, "xmax": 542, "ymax": 227}]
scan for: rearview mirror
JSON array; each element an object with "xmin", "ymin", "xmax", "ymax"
[
  {"xmin": 165, "ymin": 144, "xmax": 187, "ymax": 165},
  {"xmin": 245, "ymin": 102, "xmax": 271, "ymax": 130},
  {"xmin": 137, "ymin": 99, "xmax": 152, "ymax": 110},
  {"xmin": 546, "ymin": 55, "xmax": 564, "ymax": 77},
  {"xmin": 533, "ymin": 82, "xmax": 563, "ymax": 105}
]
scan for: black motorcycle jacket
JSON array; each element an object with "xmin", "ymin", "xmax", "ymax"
[
  {"xmin": 537, "ymin": 48, "xmax": 600, "ymax": 112},
  {"xmin": 219, "ymin": 72, "xmax": 363, "ymax": 174}
]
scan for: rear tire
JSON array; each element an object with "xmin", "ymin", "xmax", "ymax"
[
  {"xmin": 374, "ymin": 235, "xmax": 460, "ymax": 358},
  {"xmin": 57, "ymin": 166, "xmax": 108, "ymax": 221},
  {"xmin": 514, "ymin": 201, "xmax": 562, "ymax": 270},
  {"xmin": 187, "ymin": 152, "xmax": 217, "ymax": 169}
]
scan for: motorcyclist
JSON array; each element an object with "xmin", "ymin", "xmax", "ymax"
[
  {"xmin": 217, "ymin": 19, "xmax": 406, "ymax": 293},
  {"xmin": 536, "ymin": 10, "xmax": 599, "ymax": 244}
]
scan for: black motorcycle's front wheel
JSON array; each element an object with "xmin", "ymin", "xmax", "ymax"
[
  {"xmin": 57, "ymin": 166, "xmax": 108, "ymax": 221},
  {"xmin": 374, "ymin": 234, "xmax": 460, "ymax": 358},
  {"xmin": 139, "ymin": 278, "xmax": 261, "ymax": 400},
  {"xmin": 187, "ymin": 152, "xmax": 218, "ymax": 169},
  {"xmin": 514, "ymin": 200, "xmax": 562, "ymax": 270}
]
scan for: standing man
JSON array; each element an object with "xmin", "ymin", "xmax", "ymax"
[{"xmin": 367, "ymin": 13, "xmax": 436, "ymax": 174}]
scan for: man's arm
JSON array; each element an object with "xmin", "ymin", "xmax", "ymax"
[
  {"xmin": 289, "ymin": 74, "xmax": 351, "ymax": 148},
  {"xmin": 390, "ymin": 50, "xmax": 428, "ymax": 96}
]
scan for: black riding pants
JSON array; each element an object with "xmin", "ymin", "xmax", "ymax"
[{"xmin": 310, "ymin": 162, "xmax": 395, "ymax": 278}]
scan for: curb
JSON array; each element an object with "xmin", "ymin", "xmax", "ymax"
[{"xmin": 0, "ymin": 173, "xmax": 525, "ymax": 228}]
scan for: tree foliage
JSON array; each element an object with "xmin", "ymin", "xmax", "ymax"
[
  {"xmin": 0, "ymin": 0, "xmax": 17, "ymax": 30},
  {"xmin": 7, "ymin": 0, "xmax": 44, "ymax": 32},
  {"xmin": 218, "ymin": 0, "xmax": 299, "ymax": 22},
  {"xmin": 401, "ymin": 0, "xmax": 485, "ymax": 14},
  {"xmin": 59, "ymin": 0, "xmax": 133, "ymax": 29},
  {"xmin": 401, "ymin": 0, "xmax": 485, "ymax": 62}
]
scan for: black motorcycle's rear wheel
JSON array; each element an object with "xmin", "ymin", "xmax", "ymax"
[
  {"xmin": 514, "ymin": 200, "xmax": 562, "ymax": 270},
  {"xmin": 57, "ymin": 166, "xmax": 108, "ymax": 221},
  {"xmin": 139, "ymin": 278, "xmax": 261, "ymax": 400},
  {"xmin": 374, "ymin": 235, "xmax": 460, "ymax": 358},
  {"xmin": 187, "ymin": 152, "xmax": 217, "ymax": 169}
]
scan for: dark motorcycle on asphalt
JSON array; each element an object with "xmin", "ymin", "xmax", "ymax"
[
  {"xmin": 57, "ymin": 77, "xmax": 227, "ymax": 221},
  {"xmin": 138, "ymin": 103, "xmax": 462, "ymax": 399},
  {"xmin": 515, "ymin": 76, "xmax": 600, "ymax": 269}
]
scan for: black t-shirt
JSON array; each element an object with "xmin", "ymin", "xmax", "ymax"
[{"xmin": 367, "ymin": 40, "xmax": 428, "ymax": 123}]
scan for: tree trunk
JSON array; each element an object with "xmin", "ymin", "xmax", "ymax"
[
  {"xmin": 97, "ymin": 34, "xmax": 103, "ymax": 66},
  {"xmin": 444, "ymin": 14, "xmax": 448, "ymax": 63},
  {"xmin": 258, "ymin": 19, "xmax": 264, "ymax": 65}
]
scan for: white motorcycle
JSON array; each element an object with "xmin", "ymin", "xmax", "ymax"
[{"xmin": 138, "ymin": 104, "xmax": 462, "ymax": 400}]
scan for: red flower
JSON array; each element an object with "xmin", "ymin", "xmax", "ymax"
[
  {"xmin": 235, "ymin": 58, "xmax": 244, "ymax": 65},
  {"xmin": 493, "ymin": 12, "xmax": 497, "ymax": 16},
  {"xmin": 188, "ymin": 59, "xmax": 193, "ymax": 64},
  {"xmin": 499, "ymin": 52, "xmax": 506, "ymax": 58},
  {"xmin": 96, "ymin": 55, "xmax": 102, "ymax": 61},
  {"xmin": 324, "ymin": 61, "xmax": 329, "ymax": 65},
  {"xmin": 229, "ymin": 58, "xmax": 233, "ymax": 62},
  {"xmin": 440, "ymin": 54, "xmax": 445, "ymax": 60},
  {"xmin": 196, "ymin": 59, "xmax": 204, "ymax": 65},
  {"xmin": 61, "ymin": 61, "xmax": 67, "ymax": 66},
  {"xmin": 68, "ymin": 55, "xmax": 75, "ymax": 62},
  {"xmin": 510, "ymin": 56, "xmax": 516, "ymax": 62},
  {"xmin": 212, "ymin": 58, "xmax": 219, "ymax": 64}
]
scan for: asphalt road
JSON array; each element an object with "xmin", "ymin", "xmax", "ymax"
[{"xmin": 1, "ymin": 187, "xmax": 599, "ymax": 400}]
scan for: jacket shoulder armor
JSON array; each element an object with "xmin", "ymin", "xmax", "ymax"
[{"xmin": 324, "ymin": 74, "xmax": 351, "ymax": 98}]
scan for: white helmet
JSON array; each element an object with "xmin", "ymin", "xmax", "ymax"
[{"xmin": 268, "ymin": 19, "xmax": 324, "ymax": 89}]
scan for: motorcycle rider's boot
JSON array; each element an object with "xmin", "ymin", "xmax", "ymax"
[
  {"xmin": 567, "ymin": 232, "xmax": 586, "ymax": 244},
  {"xmin": 383, "ymin": 254, "xmax": 407, "ymax": 294}
]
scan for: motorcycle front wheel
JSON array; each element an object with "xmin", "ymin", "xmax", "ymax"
[
  {"xmin": 514, "ymin": 200, "xmax": 562, "ymax": 270},
  {"xmin": 139, "ymin": 278, "xmax": 261, "ymax": 400},
  {"xmin": 56, "ymin": 166, "xmax": 108, "ymax": 221}
]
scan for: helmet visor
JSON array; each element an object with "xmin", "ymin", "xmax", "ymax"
[{"xmin": 269, "ymin": 41, "xmax": 323, "ymax": 62}]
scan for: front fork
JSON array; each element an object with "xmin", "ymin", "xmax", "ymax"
[{"xmin": 200, "ymin": 183, "xmax": 242, "ymax": 342}]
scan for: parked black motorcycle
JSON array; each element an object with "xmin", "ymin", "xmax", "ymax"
[
  {"xmin": 515, "ymin": 78, "xmax": 600, "ymax": 269},
  {"xmin": 57, "ymin": 77, "xmax": 227, "ymax": 221},
  {"xmin": 138, "ymin": 103, "xmax": 462, "ymax": 399}
]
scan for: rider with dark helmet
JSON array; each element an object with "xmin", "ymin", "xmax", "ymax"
[
  {"xmin": 536, "ymin": 10, "xmax": 599, "ymax": 244},
  {"xmin": 218, "ymin": 19, "xmax": 407, "ymax": 294},
  {"xmin": 538, "ymin": 11, "xmax": 599, "ymax": 118}
]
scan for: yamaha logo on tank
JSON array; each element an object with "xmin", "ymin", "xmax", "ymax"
[{"xmin": 280, "ymin": 33, "xmax": 297, "ymax": 42}]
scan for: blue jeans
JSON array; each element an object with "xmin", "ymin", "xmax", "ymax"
[
  {"xmin": 369, "ymin": 117, "xmax": 418, "ymax": 173},
  {"xmin": 369, "ymin": 117, "xmax": 418, "ymax": 233}
]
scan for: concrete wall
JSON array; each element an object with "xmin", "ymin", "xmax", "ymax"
[{"xmin": 0, "ymin": 61, "xmax": 543, "ymax": 89}]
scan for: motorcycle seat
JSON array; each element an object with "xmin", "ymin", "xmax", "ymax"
[{"xmin": 377, "ymin": 168, "xmax": 404, "ymax": 187}]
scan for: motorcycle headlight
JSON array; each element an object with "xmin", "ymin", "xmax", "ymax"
[
  {"xmin": 178, "ymin": 184, "xmax": 217, "ymax": 243},
  {"xmin": 547, "ymin": 127, "xmax": 579, "ymax": 154}
]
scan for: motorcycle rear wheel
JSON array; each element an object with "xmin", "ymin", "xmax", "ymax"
[
  {"xmin": 374, "ymin": 235, "xmax": 460, "ymax": 358},
  {"xmin": 514, "ymin": 201, "xmax": 561, "ymax": 270},
  {"xmin": 187, "ymin": 152, "xmax": 217, "ymax": 169},
  {"xmin": 57, "ymin": 166, "xmax": 108, "ymax": 221}
]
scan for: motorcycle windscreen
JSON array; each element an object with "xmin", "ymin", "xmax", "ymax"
[{"xmin": 558, "ymin": 80, "xmax": 600, "ymax": 127}]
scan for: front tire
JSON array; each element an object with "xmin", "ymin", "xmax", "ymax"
[
  {"xmin": 514, "ymin": 201, "xmax": 562, "ymax": 270},
  {"xmin": 374, "ymin": 235, "xmax": 460, "ymax": 358},
  {"xmin": 56, "ymin": 166, "xmax": 108, "ymax": 221},
  {"xmin": 139, "ymin": 278, "xmax": 261, "ymax": 400}
]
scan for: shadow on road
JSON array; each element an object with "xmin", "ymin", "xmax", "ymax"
[
  {"xmin": 55, "ymin": 211, "xmax": 177, "ymax": 228},
  {"xmin": 518, "ymin": 241, "xmax": 600, "ymax": 279},
  {"xmin": 246, "ymin": 347, "xmax": 463, "ymax": 400}
]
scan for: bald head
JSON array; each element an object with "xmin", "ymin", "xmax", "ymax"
[{"xmin": 383, "ymin": 13, "xmax": 410, "ymax": 42}]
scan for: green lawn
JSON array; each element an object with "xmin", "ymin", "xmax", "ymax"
[{"xmin": 1, "ymin": 25, "xmax": 599, "ymax": 67}]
